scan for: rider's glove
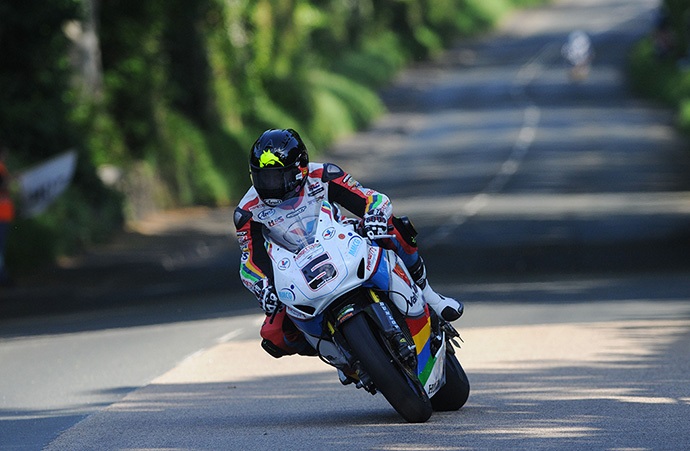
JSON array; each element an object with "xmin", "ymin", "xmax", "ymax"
[
  {"xmin": 363, "ymin": 208, "xmax": 390, "ymax": 240},
  {"xmin": 254, "ymin": 279, "xmax": 281, "ymax": 314}
]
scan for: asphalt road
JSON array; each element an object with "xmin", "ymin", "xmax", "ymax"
[
  {"xmin": 43, "ymin": 309, "xmax": 690, "ymax": 451},
  {"xmin": 3, "ymin": 274, "xmax": 690, "ymax": 450},
  {"xmin": 2, "ymin": 0, "xmax": 690, "ymax": 449}
]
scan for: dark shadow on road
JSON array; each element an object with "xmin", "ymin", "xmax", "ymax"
[
  {"xmin": 2, "ymin": 270, "xmax": 689, "ymax": 340},
  {"xmin": 38, "ymin": 322, "xmax": 690, "ymax": 450}
]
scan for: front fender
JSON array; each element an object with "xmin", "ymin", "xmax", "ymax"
[{"xmin": 333, "ymin": 291, "xmax": 403, "ymax": 339}]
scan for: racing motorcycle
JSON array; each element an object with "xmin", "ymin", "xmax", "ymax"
[{"xmin": 263, "ymin": 194, "xmax": 470, "ymax": 423}]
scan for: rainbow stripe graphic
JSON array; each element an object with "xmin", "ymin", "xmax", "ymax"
[
  {"xmin": 405, "ymin": 306, "xmax": 436, "ymax": 385},
  {"xmin": 367, "ymin": 194, "xmax": 386, "ymax": 211},
  {"xmin": 241, "ymin": 257, "xmax": 265, "ymax": 284},
  {"xmin": 320, "ymin": 201, "xmax": 334, "ymax": 219}
]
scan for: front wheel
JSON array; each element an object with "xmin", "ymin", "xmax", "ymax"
[
  {"xmin": 430, "ymin": 351, "xmax": 470, "ymax": 411},
  {"xmin": 341, "ymin": 313, "xmax": 433, "ymax": 423}
]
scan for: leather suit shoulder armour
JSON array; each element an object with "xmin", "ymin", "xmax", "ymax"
[
  {"xmin": 321, "ymin": 163, "xmax": 344, "ymax": 182},
  {"xmin": 234, "ymin": 207, "xmax": 252, "ymax": 229}
]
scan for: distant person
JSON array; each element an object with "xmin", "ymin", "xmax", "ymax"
[
  {"xmin": 562, "ymin": 30, "xmax": 593, "ymax": 82},
  {"xmin": 0, "ymin": 146, "xmax": 15, "ymax": 287}
]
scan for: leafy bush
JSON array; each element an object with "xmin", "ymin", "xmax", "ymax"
[
  {"xmin": 629, "ymin": 38, "xmax": 690, "ymax": 134},
  {"xmin": 6, "ymin": 169, "xmax": 123, "ymax": 270},
  {"xmin": 2, "ymin": 0, "xmax": 551, "ymax": 273},
  {"xmin": 0, "ymin": 0, "xmax": 125, "ymax": 271}
]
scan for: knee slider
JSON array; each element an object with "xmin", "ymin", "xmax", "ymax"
[{"xmin": 261, "ymin": 338, "xmax": 289, "ymax": 359}]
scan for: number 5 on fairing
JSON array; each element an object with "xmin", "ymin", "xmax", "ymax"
[{"xmin": 301, "ymin": 253, "xmax": 338, "ymax": 290}]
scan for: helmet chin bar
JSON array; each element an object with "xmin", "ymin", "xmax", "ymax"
[
  {"xmin": 264, "ymin": 198, "xmax": 283, "ymax": 207},
  {"xmin": 260, "ymin": 182, "xmax": 304, "ymax": 207}
]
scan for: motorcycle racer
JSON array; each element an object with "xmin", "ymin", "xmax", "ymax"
[{"xmin": 234, "ymin": 128, "xmax": 464, "ymax": 358}]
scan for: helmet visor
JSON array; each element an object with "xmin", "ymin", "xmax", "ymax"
[{"xmin": 251, "ymin": 164, "xmax": 302, "ymax": 204}]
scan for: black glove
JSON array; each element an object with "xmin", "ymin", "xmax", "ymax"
[{"xmin": 363, "ymin": 209, "xmax": 389, "ymax": 240}]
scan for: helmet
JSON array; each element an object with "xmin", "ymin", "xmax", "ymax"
[{"xmin": 249, "ymin": 129, "xmax": 309, "ymax": 206}]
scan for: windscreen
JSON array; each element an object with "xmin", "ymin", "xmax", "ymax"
[{"xmin": 262, "ymin": 194, "xmax": 322, "ymax": 252}]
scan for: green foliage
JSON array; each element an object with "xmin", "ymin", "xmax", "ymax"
[
  {"xmin": 679, "ymin": 99, "xmax": 690, "ymax": 133},
  {"xmin": 6, "ymin": 172, "xmax": 124, "ymax": 270},
  {"xmin": 662, "ymin": 0, "xmax": 690, "ymax": 59},
  {"xmin": 629, "ymin": 38, "xmax": 690, "ymax": 135},
  {"xmin": 308, "ymin": 70, "xmax": 385, "ymax": 145},
  {"xmin": 72, "ymin": 103, "xmax": 129, "ymax": 167},
  {"xmin": 1, "ymin": 0, "xmax": 550, "ymax": 272},
  {"xmin": 98, "ymin": 0, "xmax": 169, "ymax": 159},
  {"xmin": 331, "ymin": 31, "xmax": 407, "ymax": 88},
  {"xmin": 1, "ymin": 0, "xmax": 125, "ymax": 271},
  {"xmin": 154, "ymin": 108, "xmax": 230, "ymax": 206},
  {"xmin": 92, "ymin": 0, "xmax": 551, "ymax": 211},
  {"xmin": 0, "ymin": 0, "xmax": 81, "ymax": 158}
]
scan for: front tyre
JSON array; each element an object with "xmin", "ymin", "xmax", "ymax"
[
  {"xmin": 430, "ymin": 351, "xmax": 470, "ymax": 411},
  {"xmin": 341, "ymin": 313, "xmax": 433, "ymax": 423}
]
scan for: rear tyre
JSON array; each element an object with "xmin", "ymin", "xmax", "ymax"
[
  {"xmin": 341, "ymin": 313, "xmax": 433, "ymax": 423},
  {"xmin": 430, "ymin": 351, "xmax": 470, "ymax": 411}
]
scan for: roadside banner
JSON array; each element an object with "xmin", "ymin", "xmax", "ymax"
[{"xmin": 18, "ymin": 150, "xmax": 78, "ymax": 217}]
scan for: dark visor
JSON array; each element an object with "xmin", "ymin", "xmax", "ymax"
[{"xmin": 251, "ymin": 164, "xmax": 301, "ymax": 200}]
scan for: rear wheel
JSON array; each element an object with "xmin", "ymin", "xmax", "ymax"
[
  {"xmin": 430, "ymin": 351, "xmax": 470, "ymax": 411},
  {"xmin": 341, "ymin": 313, "xmax": 433, "ymax": 423}
]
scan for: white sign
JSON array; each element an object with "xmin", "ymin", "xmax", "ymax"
[{"xmin": 18, "ymin": 150, "xmax": 78, "ymax": 217}]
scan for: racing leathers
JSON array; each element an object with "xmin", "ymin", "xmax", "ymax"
[{"xmin": 234, "ymin": 162, "xmax": 461, "ymax": 358}]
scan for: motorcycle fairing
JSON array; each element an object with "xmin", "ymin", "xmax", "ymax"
[
  {"xmin": 268, "ymin": 200, "xmax": 370, "ymax": 316},
  {"xmin": 373, "ymin": 249, "xmax": 425, "ymax": 318},
  {"xmin": 265, "ymin": 195, "xmax": 447, "ymax": 396},
  {"xmin": 290, "ymin": 310, "xmax": 326, "ymax": 337},
  {"xmin": 405, "ymin": 306, "xmax": 447, "ymax": 396},
  {"xmin": 364, "ymin": 243, "xmax": 388, "ymax": 290}
]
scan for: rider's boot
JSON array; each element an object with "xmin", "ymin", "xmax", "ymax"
[{"xmin": 408, "ymin": 257, "xmax": 464, "ymax": 322}]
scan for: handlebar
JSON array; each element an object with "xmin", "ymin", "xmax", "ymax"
[{"xmin": 368, "ymin": 234, "xmax": 396, "ymax": 240}]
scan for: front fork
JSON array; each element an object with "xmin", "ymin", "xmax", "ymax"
[{"xmin": 329, "ymin": 294, "xmax": 426, "ymax": 393}]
